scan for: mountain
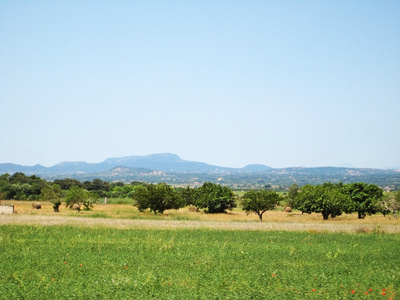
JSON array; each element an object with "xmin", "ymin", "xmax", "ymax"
[
  {"xmin": 101, "ymin": 153, "xmax": 232, "ymax": 173},
  {"xmin": 0, "ymin": 163, "xmax": 49, "ymax": 174},
  {"xmin": 0, "ymin": 153, "xmax": 271, "ymax": 175},
  {"xmin": 241, "ymin": 164, "xmax": 273, "ymax": 172},
  {"xmin": 1, "ymin": 154, "xmax": 399, "ymax": 189}
]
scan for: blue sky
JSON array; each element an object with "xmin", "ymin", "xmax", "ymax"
[{"xmin": 1, "ymin": 1, "xmax": 399, "ymax": 169}]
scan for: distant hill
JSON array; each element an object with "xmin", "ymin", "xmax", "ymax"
[
  {"xmin": 0, "ymin": 154, "xmax": 399, "ymax": 188},
  {"xmin": 101, "ymin": 153, "xmax": 232, "ymax": 173},
  {"xmin": 0, "ymin": 153, "xmax": 271, "ymax": 175},
  {"xmin": 241, "ymin": 164, "xmax": 272, "ymax": 172}
]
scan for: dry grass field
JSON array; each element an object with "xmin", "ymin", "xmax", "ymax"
[{"xmin": 1, "ymin": 200, "xmax": 400, "ymax": 233}]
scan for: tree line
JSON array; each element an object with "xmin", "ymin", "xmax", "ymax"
[
  {"xmin": 287, "ymin": 182, "xmax": 400, "ymax": 220},
  {"xmin": 0, "ymin": 173, "xmax": 144, "ymax": 201},
  {"xmin": 1, "ymin": 172, "xmax": 399, "ymax": 220}
]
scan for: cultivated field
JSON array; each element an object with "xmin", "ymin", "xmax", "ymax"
[
  {"xmin": 0, "ymin": 225, "xmax": 399, "ymax": 299},
  {"xmin": 1, "ymin": 201, "xmax": 399, "ymax": 299}
]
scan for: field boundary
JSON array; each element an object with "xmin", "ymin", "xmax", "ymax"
[{"xmin": 1, "ymin": 214, "xmax": 400, "ymax": 233}]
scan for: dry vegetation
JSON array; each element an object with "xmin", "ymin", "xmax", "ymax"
[{"xmin": 1, "ymin": 200, "xmax": 400, "ymax": 233}]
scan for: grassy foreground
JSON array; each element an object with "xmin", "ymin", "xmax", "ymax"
[{"xmin": 0, "ymin": 225, "xmax": 399, "ymax": 299}]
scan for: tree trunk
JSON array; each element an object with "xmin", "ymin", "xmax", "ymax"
[{"xmin": 258, "ymin": 212, "xmax": 263, "ymax": 222}]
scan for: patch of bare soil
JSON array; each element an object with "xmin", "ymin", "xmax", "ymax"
[{"xmin": 1, "ymin": 214, "xmax": 400, "ymax": 233}]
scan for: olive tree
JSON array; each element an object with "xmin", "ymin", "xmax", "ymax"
[
  {"xmin": 41, "ymin": 184, "xmax": 62, "ymax": 212},
  {"xmin": 65, "ymin": 186, "xmax": 88, "ymax": 212},
  {"xmin": 379, "ymin": 191, "xmax": 400, "ymax": 218},
  {"xmin": 241, "ymin": 190, "xmax": 282, "ymax": 221}
]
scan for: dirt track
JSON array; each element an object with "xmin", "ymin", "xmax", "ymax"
[{"xmin": 1, "ymin": 214, "xmax": 400, "ymax": 233}]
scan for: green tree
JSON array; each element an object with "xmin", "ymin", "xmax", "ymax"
[
  {"xmin": 342, "ymin": 182, "xmax": 383, "ymax": 219},
  {"xmin": 84, "ymin": 178, "xmax": 110, "ymax": 197},
  {"xmin": 133, "ymin": 183, "xmax": 184, "ymax": 214},
  {"xmin": 241, "ymin": 190, "xmax": 281, "ymax": 221},
  {"xmin": 8, "ymin": 172, "xmax": 30, "ymax": 184},
  {"xmin": 65, "ymin": 186, "xmax": 88, "ymax": 212},
  {"xmin": 194, "ymin": 182, "xmax": 236, "ymax": 213},
  {"xmin": 41, "ymin": 184, "xmax": 62, "ymax": 212},
  {"xmin": 296, "ymin": 183, "xmax": 353, "ymax": 220},
  {"xmin": 2, "ymin": 172, "xmax": 47, "ymax": 200},
  {"xmin": 54, "ymin": 178, "xmax": 84, "ymax": 190}
]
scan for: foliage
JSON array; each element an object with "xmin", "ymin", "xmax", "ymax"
[
  {"xmin": 0, "ymin": 173, "xmax": 154, "ymax": 203},
  {"xmin": 53, "ymin": 178, "xmax": 84, "ymax": 190},
  {"xmin": 295, "ymin": 183, "xmax": 354, "ymax": 220},
  {"xmin": 64, "ymin": 186, "xmax": 88, "ymax": 212},
  {"xmin": 133, "ymin": 183, "xmax": 184, "ymax": 214},
  {"xmin": 379, "ymin": 191, "xmax": 400, "ymax": 218},
  {"xmin": 286, "ymin": 183, "xmax": 299, "ymax": 208},
  {"xmin": 241, "ymin": 190, "xmax": 282, "ymax": 221},
  {"xmin": 0, "ymin": 172, "xmax": 47, "ymax": 200},
  {"xmin": 342, "ymin": 182, "xmax": 383, "ymax": 219},
  {"xmin": 175, "ymin": 185, "xmax": 196, "ymax": 206},
  {"xmin": 194, "ymin": 182, "xmax": 237, "ymax": 213},
  {"xmin": 41, "ymin": 184, "xmax": 62, "ymax": 212},
  {"xmin": 0, "ymin": 226, "xmax": 399, "ymax": 299},
  {"xmin": 83, "ymin": 192, "xmax": 99, "ymax": 210},
  {"xmin": 83, "ymin": 178, "xmax": 110, "ymax": 197}
]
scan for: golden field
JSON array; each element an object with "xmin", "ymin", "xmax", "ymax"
[{"xmin": 1, "ymin": 200, "xmax": 400, "ymax": 233}]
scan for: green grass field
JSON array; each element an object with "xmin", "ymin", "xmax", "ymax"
[{"xmin": 0, "ymin": 225, "xmax": 398, "ymax": 299}]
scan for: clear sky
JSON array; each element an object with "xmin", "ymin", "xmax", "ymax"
[{"xmin": 1, "ymin": 1, "xmax": 399, "ymax": 169}]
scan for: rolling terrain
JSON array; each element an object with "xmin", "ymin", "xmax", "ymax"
[{"xmin": 1, "ymin": 153, "xmax": 399, "ymax": 188}]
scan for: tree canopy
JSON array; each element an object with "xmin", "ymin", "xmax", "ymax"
[
  {"xmin": 133, "ymin": 183, "xmax": 184, "ymax": 214},
  {"xmin": 41, "ymin": 184, "xmax": 62, "ymax": 212},
  {"xmin": 65, "ymin": 186, "xmax": 88, "ymax": 212},
  {"xmin": 241, "ymin": 190, "xmax": 281, "ymax": 221},
  {"xmin": 194, "ymin": 182, "xmax": 236, "ymax": 213},
  {"xmin": 342, "ymin": 182, "xmax": 383, "ymax": 219},
  {"xmin": 295, "ymin": 183, "xmax": 354, "ymax": 220}
]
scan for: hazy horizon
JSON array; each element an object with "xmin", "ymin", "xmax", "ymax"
[
  {"xmin": 1, "ymin": 1, "xmax": 399, "ymax": 169},
  {"xmin": 1, "ymin": 152, "xmax": 398, "ymax": 170}
]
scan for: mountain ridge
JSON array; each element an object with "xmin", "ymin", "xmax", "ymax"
[
  {"xmin": 1, "ymin": 153, "xmax": 399, "ymax": 188},
  {"xmin": 0, "ymin": 153, "xmax": 272, "ymax": 175},
  {"xmin": 0, "ymin": 153, "xmax": 397, "ymax": 177}
]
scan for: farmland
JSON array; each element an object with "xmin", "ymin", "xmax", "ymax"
[
  {"xmin": 0, "ymin": 223, "xmax": 399, "ymax": 299},
  {"xmin": 0, "ymin": 201, "xmax": 400, "ymax": 299}
]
